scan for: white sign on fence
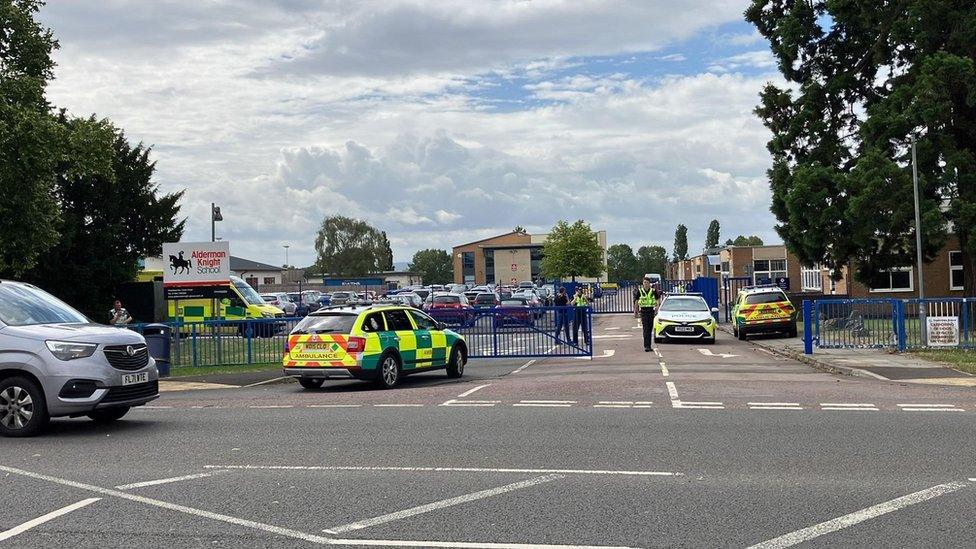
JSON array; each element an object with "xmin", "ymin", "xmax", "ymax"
[
  {"xmin": 161, "ymin": 241, "xmax": 231, "ymax": 287},
  {"xmin": 925, "ymin": 316, "xmax": 959, "ymax": 347}
]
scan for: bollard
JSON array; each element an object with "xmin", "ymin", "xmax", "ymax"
[
  {"xmin": 143, "ymin": 323, "xmax": 172, "ymax": 378},
  {"xmin": 802, "ymin": 300, "xmax": 813, "ymax": 355}
]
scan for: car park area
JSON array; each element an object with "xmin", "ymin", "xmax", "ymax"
[{"xmin": 2, "ymin": 313, "xmax": 974, "ymax": 548}]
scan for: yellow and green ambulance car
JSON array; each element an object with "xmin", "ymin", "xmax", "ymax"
[
  {"xmin": 731, "ymin": 285, "xmax": 797, "ymax": 340},
  {"xmin": 283, "ymin": 305, "xmax": 468, "ymax": 389}
]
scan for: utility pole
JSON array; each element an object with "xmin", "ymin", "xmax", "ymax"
[
  {"xmin": 283, "ymin": 244, "xmax": 290, "ymax": 268},
  {"xmin": 912, "ymin": 138, "xmax": 927, "ymax": 343}
]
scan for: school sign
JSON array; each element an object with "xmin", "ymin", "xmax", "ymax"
[{"xmin": 161, "ymin": 241, "xmax": 231, "ymax": 299}]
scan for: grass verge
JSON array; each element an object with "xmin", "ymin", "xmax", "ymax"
[
  {"xmin": 168, "ymin": 362, "xmax": 282, "ymax": 378},
  {"xmin": 909, "ymin": 349, "xmax": 976, "ymax": 375}
]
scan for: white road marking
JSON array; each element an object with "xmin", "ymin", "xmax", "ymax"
[
  {"xmin": 116, "ymin": 470, "xmax": 229, "ymax": 491},
  {"xmin": 328, "ymin": 539, "xmax": 638, "ymax": 549},
  {"xmin": 821, "ymin": 403, "xmax": 875, "ymax": 407},
  {"xmin": 673, "ymin": 402, "xmax": 725, "ymax": 409},
  {"xmin": 898, "ymin": 404, "xmax": 964, "ymax": 412},
  {"xmin": 374, "ymin": 404, "xmax": 424, "ymax": 407},
  {"xmin": 746, "ymin": 482, "xmax": 969, "ymax": 549},
  {"xmin": 513, "ymin": 403, "xmax": 573, "ymax": 407},
  {"xmin": 140, "ymin": 405, "xmax": 173, "ymax": 409},
  {"xmin": 666, "ymin": 382, "xmax": 679, "ymax": 400},
  {"xmin": 820, "ymin": 403, "xmax": 878, "ymax": 411},
  {"xmin": 242, "ymin": 376, "xmax": 289, "ymax": 388},
  {"xmin": 593, "ymin": 405, "xmax": 632, "ymax": 408},
  {"xmin": 324, "ymin": 474, "xmax": 562, "ymax": 534},
  {"xmin": 659, "ymin": 362, "xmax": 669, "ymax": 377},
  {"xmin": 204, "ymin": 464, "xmax": 682, "ymax": 477},
  {"xmin": 307, "ymin": 404, "xmax": 362, "ymax": 408},
  {"xmin": 0, "ymin": 498, "xmax": 101, "ymax": 542},
  {"xmin": 0, "ymin": 465, "xmax": 335, "ymax": 545},
  {"xmin": 604, "ymin": 327, "xmax": 621, "ymax": 331},
  {"xmin": 697, "ymin": 348, "xmax": 737, "ymax": 358},
  {"xmin": 969, "ymin": 478, "xmax": 976, "ymax": 482},
  {"xmin": 653, "ymin": 348, "xmax": 662, "ymax": 358},
  {"xmin": 519, "ymin": 400, "xmax": 577, "ymax": 404},
  {"xmin": 248, "ymin": 405, "xmax": 293, "ymax": 409},
  {"xmin": 748, "ymin": 403, "xmax": 801, "ymax": 407},
  {"xmin": 592, "ymin": 335, "xmax": 632, "ymax": 340},
  {"xmin": 511, "ymin": 360, "xmax": 536, "ymax": 374},
  {"xmin": 441, "ymin": 400, "xmax": 500, "ymax": 407},
  {"xmin": 574, "ymin": 350, "xmax": 615, "ymax": 359},
  {"xmin": 749, "ymin": 406, "xmax": 804, "ymax": 411}
]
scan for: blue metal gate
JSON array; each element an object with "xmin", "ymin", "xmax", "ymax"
[
  {"xmin": 722, "ymin": 276, "xmax": 751, "ymax": 322},
  {"xmin": 429, "ymin": 306, "xmax": 593, "ymax": 359}
]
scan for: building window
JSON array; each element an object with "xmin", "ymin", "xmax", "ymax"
[
  {"xmin": 530, "ymin": 247, "xmax": 544, "ymax": 282},
  {"xmin": 461, "ymin": 251, "xmax": 475, "ymax": 281},
  {"xmin": 753, "ymin": 259, "xmax": 787, "ymax": 285},
  {"xmin": 950, "ymin": 251, "xmax": 964, "ymax": 290},
  {"xmin": 263, "ymin": 277, "xmax": 276, "ymax": 285},
  {"xmin": 713, "ymin": 264, "xmax": 721, "ymax": 274},
  {"xmin": 869, "ymin": 268, "xmax": 913, "ymax": 292},
  {"xmin": 801, "ymin": 264, "xmax": 823, "ymax": 291},
  {"xmin": 721, "ymin": 261, "xmax": 730, "ymax": 277},
  {"xmin": 484, "ymin": 250, "xmax": 495, "ymax": 284},
  {"xmin": 246, "ymin": 277, "xmax": 258, "ymax": 288}
]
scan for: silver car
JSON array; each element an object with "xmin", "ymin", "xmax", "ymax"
[{"xmin": 0, "ymin": 281, "xmax": 159, "ymax": 437}]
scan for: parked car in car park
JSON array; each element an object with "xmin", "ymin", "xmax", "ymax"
[
  {"xmin": 329, "ymin": 291, "xmax": 358, "ymax": 306},
  {"xmin": 0, "ymin": 280, "xmax": 160, "ymax": 437},
  {"xmin": 496, "ymin": 297, "xmax": 534, "ymax": 327},
  {"xmin": 426, "ymin": 292, "xmax": 471, "ymax": 324},
  {"xmin": 261, "ymin": 293, "xmax": 297, "ymax": 316},
  {"xmin": 383, "ymin": 293, "xmax": 423, "ymax": 309},
  {"xmin": 283, "ymin": 305, "xmax": 467, "ymax": 389},
  {"xmin": 472, "ymin": 292, "xmax": 500, "ymax": 309},
  {"xmin": 286, "ymin": 293, "xmax": 315, "ymax": 317}
]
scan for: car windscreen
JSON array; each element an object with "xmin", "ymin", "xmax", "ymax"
[
  {"xmin": 475, "ymin": 294, "xmax": 496, "ymax": 303},
  {"xmin": 0, "ymin": 284, "xmax": 88, "ymax": 326},
  {"xmin": 745, "ymin": 292, "xmax": 788, "ymax": 305},
  {"xmin": 659, "ymin": 298, "xmax": 708, "ymax": 312},
  {"xmin": 433, "ymin": 295, "xmax": 460, "ymax": 304},
  {"xmin": 232, "ymin": 278, "xmax": 266, "ymax": 306},
  {"xmin": 292, "ymin": 314, "xmax": 357, "ymax": 334}
]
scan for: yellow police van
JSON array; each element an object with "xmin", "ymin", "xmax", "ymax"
[
  {"xmin": 283, "ymin": 304, "xmax": 468, "ymax": 389},
  {"xmin": 731, "ymin": 285, "xmax": 797, "ymax": 339}
]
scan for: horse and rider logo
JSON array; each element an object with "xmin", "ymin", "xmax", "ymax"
[{"xmin": 169, "ymin": 251, "xmax": 192, "ymax": 274}]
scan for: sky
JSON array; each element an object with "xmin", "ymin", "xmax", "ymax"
[{"xmin": 38, "ymin": 0, "xmax": 782, "ymax": 268}]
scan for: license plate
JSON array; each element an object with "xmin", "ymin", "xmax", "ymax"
[
  {"xmin": 675, "ymin": 326, "xmax": 695, "ymax": 332},
  {"xmin": 122, "ymin": 372, "xmax": 149, "ymax": 386}
]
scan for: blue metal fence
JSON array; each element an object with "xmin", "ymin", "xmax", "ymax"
[
  {"xmin": 132, "ymin": 306, "xmax": 593, "ymax": 368},
  {"xmin": 429, "ymin": 306, "xmax": 592, "ymax": 358},
  {"xmin": 803, "ymin": 297, "xmax": 976, "ymax": 354}
]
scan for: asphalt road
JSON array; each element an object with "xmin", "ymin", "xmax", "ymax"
[{"xmin": 1, "ymin": 314, "xmax": 974, "ymax": 548}]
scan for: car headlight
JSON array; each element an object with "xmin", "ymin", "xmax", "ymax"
[{"xmin": 46, "ymin": 340, "xmax": 98, "ymax": 361}]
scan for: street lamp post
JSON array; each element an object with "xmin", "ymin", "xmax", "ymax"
[
  {"xmin": 283, "ymin": 244, "xmax": 290, "ymax": 268},
  {"xmin": 211, "ymin": 203, "xmax": 223, "ymax": 242},
  {"xmin": 911, "ymin": 138, "xmax": 927, "ymax": 343}
]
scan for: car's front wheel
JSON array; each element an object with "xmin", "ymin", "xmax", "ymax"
[
  {"xmin": 0, "ymin": 376, "xmax": 49, "ymax": 437},
  {"xmin": 298, "ymin": 378, "xmax": 324, "ymax": 389},
  {"xmin": 87, "ymin": 406, "xmax": 130, "ymax": 423},
  {"xmin": 447, "ymin": 346, "xmax": 466, "ymax": 378}
]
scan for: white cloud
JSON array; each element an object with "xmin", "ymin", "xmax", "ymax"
[
  {"xmin": 36, "ymin": 1, "xmax": 783, "ymax": 267},
  {"xmin": 720, "ymin": 30, "xmax": 765, "ymax": 47},
  {"xmin": 708, "ymin": 50, "xmax": 777, "ymax": 73}
]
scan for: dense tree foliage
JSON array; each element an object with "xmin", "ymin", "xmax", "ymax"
[
  {"xmin": 607, "ymin": 244, "xmax": 640, "ymax": 282},
  {"xmin": 673, "ymin": 224, "xmax": 689, "ymax": 261},
  {"xmin": 24, "ymin": 117, "xmax": 185, "ymax": 318},
  {"xmin": 726, "ymin": 235, "xmax": 765, "ymax": 246},
  {"xmin": 705, "ymin": 220, "xmax": 721, "ymax": 249},
  {"xmin": 540, "ymin": 220, "xmax": 604, "ymax": 281},
  {"xmin": 408, "ymin": 249, "xmax": 452, "ymax": 285},
  {"xmin": 747, "ymin": 0, "xmax": 976, "ymax": 287},
  {"xmin": 636, "ymin": 245, "xmax": 668, "ymax": 277},
  {"xmin": 314, "ymin": 216, "xmax": 390, "ymax": 277}
]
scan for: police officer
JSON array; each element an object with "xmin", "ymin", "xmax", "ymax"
[
  {"xmin": 572, "ymin": 286, "xmax": 591, "ymax": 345},
  {"xmin": 634, "ymin": 277, "xmax": 659, "ymax": 352}
]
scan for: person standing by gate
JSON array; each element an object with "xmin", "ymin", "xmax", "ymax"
[
  {"xmin": 634, "ymin": 277, "xmax": 659, "ymax": 352},
  {"xmin": 572, "ymin": 286, "xmax": 591, "ymax": 345},
  {"xmin": 554, "ymin": 287, "xmax": 571, "ymax": 342}
]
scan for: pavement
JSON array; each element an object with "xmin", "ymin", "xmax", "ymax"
[
  {"xmin": 2, "ymin": 313, "xmax": 974, "ymax": 548},
  {"xmin": 721, "ymin": 325, "xmax": 976, "ymax": 386}
]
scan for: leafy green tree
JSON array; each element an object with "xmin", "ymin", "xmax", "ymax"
[
  {"xmin": 705, "ymin": 219, "xmax": 721, "ymax": 249},
  {"xmin": 0, "ymin": 0, "xmax": 62, "ymax": 276},
  {"xmin": 408, "ymin": 249, "xmax": 453, "ymax": 285},
  {"xmin": 673, "ymin": 224, "xmax": 689, "ymax": 261},
  {"xmin": 606, "ymin": 244, "xmax": 639, "ymax": 282},
  {"xmin": 540, "ymin": 220, "xmax": 604, "ymax": 281},
  {"xmin": 747, "ymin": 0, "xmax": 974, "ymax": 286},
  {"xmin": 313, "ymin": 215, "xmax": 388, "ymax": 277},
  {"xmin": 378, "ymin": 231, "xmax": 394, "ymax": 271},
  {"xmin": 24, "ymin": 117, "xmax": 185, "ymax": 319},
  {"xmin": 636, "ymin": 245, "xmax": 668, "ymax": 278},
  {"xmin": 727, "ymin": 235, "xmax": 764, "ymax": 246}
]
